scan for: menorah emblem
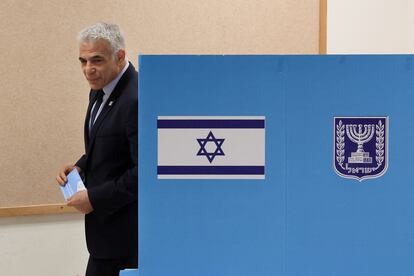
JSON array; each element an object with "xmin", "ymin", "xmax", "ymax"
[
  {"xmin": 346, "ymin": 124, "xmax": 375, "ymax": 164},
  {"xmin": 334, "ymin": 117, "xmax": 388, "ymax": 181}
]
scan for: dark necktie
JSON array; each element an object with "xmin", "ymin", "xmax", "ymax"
[{"xmin": 90, "ymin": 90, "xmax": 104, "ymax": 130}]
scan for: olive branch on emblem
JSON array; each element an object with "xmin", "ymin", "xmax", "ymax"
[
  {"xmin": 336, "ymin": 120, "xmax": 345, "ymax": 169},
  {"xmin": 373, "ymin": 120, "xmax": 385, "ymax": 170}
]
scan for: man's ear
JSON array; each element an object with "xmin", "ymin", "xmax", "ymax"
[{"xmin": 117, "ymin": 49, "xmax": 126, "ymax": 63}]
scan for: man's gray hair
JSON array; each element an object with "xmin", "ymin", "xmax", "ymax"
[{"xmin": 77, "ymin": 22, "xmax": 125, "ymax": 58}]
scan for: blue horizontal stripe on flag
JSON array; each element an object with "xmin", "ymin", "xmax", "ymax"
[
  {"xmin": 157, "ymin": 119, "xmax": 264, "ymax": 128},
  {"xmin": 157, "ymin": 166, "xmax": 265, "ymax": 175}
]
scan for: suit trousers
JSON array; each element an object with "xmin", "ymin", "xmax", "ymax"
[{"xmin": 85, "ymin": 255, "xmax": 138, "ymax": 276}]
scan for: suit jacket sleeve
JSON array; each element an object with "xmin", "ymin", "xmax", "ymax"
[
  {"xmin": 87, "ymin": 98, "xmax": 138, "ymax": 214},
  {"xmin": 75, "ymin": 154, "xmax": 87, "ymax": 172}
]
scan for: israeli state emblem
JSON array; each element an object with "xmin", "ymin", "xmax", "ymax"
[{"xmin": 334, "ymin": 117, "xmax": 388, "ymax": 181}]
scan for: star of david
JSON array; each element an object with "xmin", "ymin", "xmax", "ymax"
[{"xmin": 196, "ymin": 131, "xmax": 225, "ymax": 163}]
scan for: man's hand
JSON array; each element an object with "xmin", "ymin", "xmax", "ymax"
[
  {"xmin": 56, "ymin": 165, "xmax": 81, "ymax": 185},
  {"xmin": 67, "ymin": 190, "xmax": 94, "ymax": 214}
]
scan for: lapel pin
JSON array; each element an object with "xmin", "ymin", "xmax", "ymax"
[{"xmin": 108, "ymin": 101, "xmax": 114, "ymax": 106}]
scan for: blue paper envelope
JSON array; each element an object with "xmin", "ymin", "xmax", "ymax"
[{"xmin": 59, "ymin": 168, "xmax": 85, "ymax": 201}]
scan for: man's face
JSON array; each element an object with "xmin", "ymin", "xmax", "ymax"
[{"xmin": 78, "ymin": 39, "xmax": 123, "ymax": 90}]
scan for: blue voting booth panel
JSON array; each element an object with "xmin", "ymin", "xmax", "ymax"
[
  {"xmin": 138, "ymin": 55, "xmax": 414, "ymax": 276},
  {"xmin": 120, "ymin": 269, "xmax": 139, "ymax": 276}
]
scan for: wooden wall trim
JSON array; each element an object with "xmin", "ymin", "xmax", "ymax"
[
  {"xmin": 0, "ymin": 204, "xmax": 77, "ymax": 217},
  {"xmin": 319, "ymin": 0, "xmax": 328, "ymax": 54}
]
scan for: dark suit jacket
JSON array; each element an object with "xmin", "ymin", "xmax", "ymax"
[{"xmin": 76, "ymin": 62, "xmax": 138, "ymax": 259}]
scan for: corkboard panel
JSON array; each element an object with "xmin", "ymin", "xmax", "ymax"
[{"xmin": 0, "ymin": 0, "xmax": 323, "ymax": 213}]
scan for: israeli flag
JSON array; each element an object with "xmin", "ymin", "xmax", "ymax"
[{"xmin": 157, "ymin": 116, "xmax": 265, "ymax": 179}]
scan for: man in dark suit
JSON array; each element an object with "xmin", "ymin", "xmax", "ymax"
[{"xmin": 56, "ymin": 22, "xmax": 138, "ymax": 276}]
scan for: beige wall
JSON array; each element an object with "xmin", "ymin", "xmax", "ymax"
[
  {"xmin": 0, "ymin": 0, "xmax": 320, "ymax": 208},
  {"xmin": 0, "ymin": 214, "xmax": 87, "ymax": 276}
]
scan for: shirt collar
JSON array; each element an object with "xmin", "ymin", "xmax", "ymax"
[{"xmin": 102, "ymin": 60, "xmax": 130, "ymax": 96}]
